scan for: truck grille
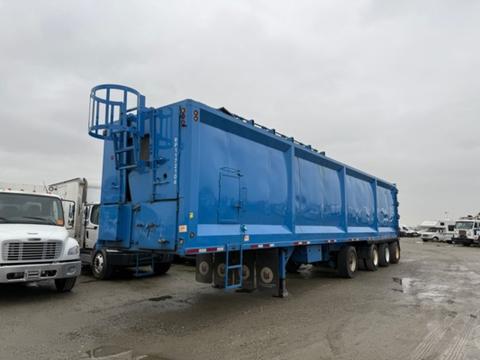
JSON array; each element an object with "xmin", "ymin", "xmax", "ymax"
[
  {"xmin": 459, "ymin": 230, "xmax": 467, "ymax": 237},
  {"xmin": 2, "ymin": 241, "xmax": 63, "ymax": 262}
]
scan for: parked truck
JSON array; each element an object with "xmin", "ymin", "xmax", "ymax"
[
  {"xmin": 0, "ymin": 183, "xmax": 81, "ymax": 291},
  {"xmin": 87, "ymin": 84, "xmax": 400, "ymax": 296},
  {"xmin": 452, "ymin": 215, "xmax": 480, "ymax": 246},
  {"xmin": 48, "ymin": 178, "xmax": 172, "ymax": 278}
]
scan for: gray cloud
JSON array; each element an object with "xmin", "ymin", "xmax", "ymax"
[{"xmin": 1, "ymin": 0, "xmax": 479, "ymax": 225}]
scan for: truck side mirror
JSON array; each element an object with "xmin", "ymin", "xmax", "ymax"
[{"xmin": 62, "ymin": 200, "xmax": 76, "ymax": 230}]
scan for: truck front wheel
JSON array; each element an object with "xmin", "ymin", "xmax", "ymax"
[
  {"xmin": 92, "ymin": 250, "xmax": 114, "ymax": 280},
  {"xmin": 55, "ymin": 277, "xmax": 77, "ymax": 292}
]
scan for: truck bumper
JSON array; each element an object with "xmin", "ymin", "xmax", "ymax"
[
  {"xmin": 0, "ymin": 260, "xmax": 81, "ymax": 283},
  {"xmin": 452, "ymin": 237, "xmax": 477, "ymax": 245}
]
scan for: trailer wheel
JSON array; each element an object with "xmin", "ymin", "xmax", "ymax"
[
  {"xmin": 286, "ymin": 260, "xmax": 301, "ymax": 274},
  {"xmin": 364, "ymin": 244, "xmax": 379, "ymax": 271},
  {"xmin": 337, "ymin": 246, "xmax": 358, "ymax": 278},
  {"xmin": 92, "ymin": 250, "xmax": 114, "ymax": 280},
  {"xmin": 389, "ymin": 241, "xmax": 401, "ymax": 264},
  {"xmin": 378, "ymin": 243, "xmax": 390, "ymax": 267},
  {"xmin": 462, "ymin": 241, "xmax": 472, "ymax": 247},
  {"xmin": 153, "ymin": 261, "xmax": 171, "ymax": 275},
  {"xmin": 55, "ymin": 277, "xmax": 77, "ymax": 292}
]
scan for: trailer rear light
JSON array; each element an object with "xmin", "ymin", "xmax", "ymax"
[
  {"xmin": 250, "ymin": 243, "xmax": 275, "ymax": 249},
  {"xmin": 293, "ymin": 241, "xmax": 311, "ymax": 246}
]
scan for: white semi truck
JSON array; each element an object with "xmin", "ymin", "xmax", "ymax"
[
  {"xmin": 48, "ymin": 178, "xmax": 172, "ymax": 279},
  {"xmin": 0, "ymin": 183, "xmax": 81, "ymax": 292}
]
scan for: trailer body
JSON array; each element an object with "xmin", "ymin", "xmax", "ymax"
[{"xmin": 89, "ymin": 84, "xmax": 399, "ymax": 295}]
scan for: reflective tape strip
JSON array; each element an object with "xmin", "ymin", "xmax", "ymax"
[{"xmin": 185, "ymin": 247, "xmax": 225, "ymax": 255}]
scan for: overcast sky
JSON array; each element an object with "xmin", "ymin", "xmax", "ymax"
[{"xmin": 1, "ymin": 0, "xmax": 479, "ymax": 226}]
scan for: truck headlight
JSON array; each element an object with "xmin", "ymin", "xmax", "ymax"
[{"xmin": 67, "ymin": 245, "xmax": 80, "ymax": 256}]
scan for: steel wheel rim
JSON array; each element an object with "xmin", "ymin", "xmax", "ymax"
[
  {"xmin": 373, "ymin": 247, "xmax": 379, "ymax": 266},
  {"xmin": 385, "ymin": 246, "xmax": 390, "ymax": 263},
  {"xmin": 349, "ymin": 253, "xmax": 357, "ymax": 272},
  {"xmin": 94, "ymin": 253, "xmax": 104, "ymax": 274}
]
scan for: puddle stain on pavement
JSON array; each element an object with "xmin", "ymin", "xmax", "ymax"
[{"xmin": 81, "ymin": 346, "xmax": 170, "ymax": 360}]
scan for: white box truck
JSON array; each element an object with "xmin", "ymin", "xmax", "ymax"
[{"xmin": 0, "ymin": 182, "xmax": 81, "ymax": 291}]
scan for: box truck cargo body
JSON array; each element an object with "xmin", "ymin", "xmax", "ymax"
[{"xmin": 88, "ymin": 84, "xmax": 400, "ymax": 296}]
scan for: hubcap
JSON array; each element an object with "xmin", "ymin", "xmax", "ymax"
[
  {"xmin": 94, "ymin": 253, "xmax": 104, "ymax": 273},
  {"xmin": 395, "ymin": 246, "xmax": 400, "ymax": 259},
  {"xmin": 385, "ymin": 246, "xmax": 390, "ymax": 263}
]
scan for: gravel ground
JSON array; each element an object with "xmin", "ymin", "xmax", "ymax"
[{"xmin": 1, "ymin": 238, "xmax": 480, "ymax": 360}]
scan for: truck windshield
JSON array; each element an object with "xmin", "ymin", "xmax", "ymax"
[
  {"xmin": 0, "ymin": 193, "xmax": 64, "ymax": 226},
  {"xmin": 455, "ymin": 221, "xmax": 474, "ymax": 230}
]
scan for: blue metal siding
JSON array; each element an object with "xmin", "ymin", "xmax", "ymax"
[
  {"xmin": 178, "ymin": 104, "xmax": 398, "ymax": 254},
  {"xmin": 91, "ymin": 87, "xmax": 398, "ymax": 255}
]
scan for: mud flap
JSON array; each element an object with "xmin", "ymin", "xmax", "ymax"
[
  {"xmin": 255, "ymin": 248, "xmax": 280, "ymax": 293},
  {"xmin": 213, "ymin": 252, "xmax": 226, "ymax": 288},
  {"xmin": 195, "ymin": 253, "xmax": 213, "ymax": 284},
  {"xmin": 240, "ymin": 250, "xmax": 256, "ymax": 291}
]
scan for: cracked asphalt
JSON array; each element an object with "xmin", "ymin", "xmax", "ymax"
[{"xmin": 1, "ymin": 238, "xmax": 480, "ymax": 360}]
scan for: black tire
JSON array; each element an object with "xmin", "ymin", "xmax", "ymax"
[
  {"xmin": 55, "ymin": 277, "xmax": 77, "ymax": 292},
  {"xmin": 432, "ymin": 237, "xmax": 439, "ymax": 242},
  {"xmin": 462, "ymin": 241, "xmax": 472, "ymax": 247},
  {"xmin": 337, "ymin": 246, "xmax": 358, "ymax": 278},
  {"xmin": 378, "ymin": 243, "xmax": 390, "ymax": 267},
  {"xmin": 363, "ymin": 244, "xmax": 379, "ymax": 271},
  {"xmin": 389, "ymin": 241, "xmax": 401, "ymax": 264},
  {"xmin": 422, "ymin": 239, "xmax": 428, "ymax": 242},
  {"xmin": 92, "ymin": 249, "xmax": 114, "ymax": 280},
  {"xmin": 153, "ymin": 261, "xmax": 171, "ymax": 275},
  {"xmin": 286, "ymin": 259, "xmax": 301, "ymax": 274}
]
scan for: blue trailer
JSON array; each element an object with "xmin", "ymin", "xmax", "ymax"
[{"xmin": 88, "ymin": 84, "xmax": 400, "ymax": 296}]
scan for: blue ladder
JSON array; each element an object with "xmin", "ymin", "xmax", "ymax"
[
  {"xmin": 224, "ymin": 244, "xmax": 243, "ymax": 289},
  {"xmin": 111, "ymin": 125, "xmax": 138, "ymax": 170}
]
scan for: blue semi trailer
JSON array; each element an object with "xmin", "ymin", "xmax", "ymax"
[{"xmin": 88, "ymin": 84, "xmax": 400, "ymax": 296}]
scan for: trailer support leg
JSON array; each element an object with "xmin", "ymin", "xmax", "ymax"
[{"xmin": 275, "ymin": 248, "xmax": 289, "ymax": 298}]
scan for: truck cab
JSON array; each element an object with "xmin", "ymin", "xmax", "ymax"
[
  {"xmin": 0, "ymin": 189, "xmax": 81, "ymax": 292},
  {"xmin": 453, "ymin": 217, "xmax": 480, "ymax": 246}
]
